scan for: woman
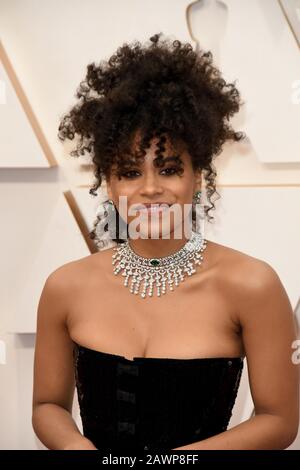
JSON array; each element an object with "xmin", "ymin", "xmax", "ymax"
[{"xmin": 32, "ymin": 33, "xmax": 299, "ymax": 451}]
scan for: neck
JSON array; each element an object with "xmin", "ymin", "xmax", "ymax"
[{"xmin": 127, "ymin": 233, "xmax": 192, "ymax": 259}]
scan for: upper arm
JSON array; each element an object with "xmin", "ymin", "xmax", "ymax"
[
  {"xmin": 234, "ymin": 259, "xmax": 299, "ymax": 438},
  {"xmin": 32, "ymin": 267, "xmax": 76, "ymax": 413}
]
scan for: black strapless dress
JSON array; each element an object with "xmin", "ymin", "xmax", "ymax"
[{"xmin": 73, "ymin": 342, "xmax": 244, "ymax": 452}]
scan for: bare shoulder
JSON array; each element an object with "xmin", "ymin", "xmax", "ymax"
[
  {"xmin": 206, "ymin": 239, "xmax": 288, "ymax": 316},
  {"xmin": 46, "ymin": 246, "xmax": 115, "ymax": 287},
  {"xmin": 207, "ymin": 238, "xmax": 278, "ymax": 282},
  {"xmin": 214, "ymin": 240, "xmax": 293, "ymax": 327}
]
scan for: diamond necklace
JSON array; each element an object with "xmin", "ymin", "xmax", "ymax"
[{"xmin": 112, "ymin": 231, "xmax": 207, "ymax": 298}]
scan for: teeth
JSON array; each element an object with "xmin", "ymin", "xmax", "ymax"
[{"xmin": 139, "ymin": 205, "xmax": 169, "ymax": 211}]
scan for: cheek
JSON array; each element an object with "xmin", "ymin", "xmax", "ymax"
[
  {"xmin": 112, "ymin": 187, "xmax": 139, "ymax": 221},
  {"xmin": 174, "ymin": 185, "xmax": 195, "ymax": 218},
  {"xmin": 176, "ymin": 182, "xmax": 194, "ymax": 203},
  {"xmin": 109, "ymin": 183, "xmax": 134, "ymax": 206}
]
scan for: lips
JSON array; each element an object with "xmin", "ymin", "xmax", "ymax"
[
  {"xmin": 138, "ymin": 207, "xmax": 170, "ymax": 218},
  {"xmin": 134, "ymin": 203, "xmax": 171, "ymax": 209},
  {"xmin": 139, "ymin": 206, "xmax": 169, "ymax": 212}
]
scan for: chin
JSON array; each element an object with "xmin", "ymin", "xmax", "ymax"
[
  {"xmin": 127, "ymin": 211, "xmax": 189, "ymax": 240},
  {"xmin": 135, "ymin": 220, "xmax": 188, "ymax": 240}
]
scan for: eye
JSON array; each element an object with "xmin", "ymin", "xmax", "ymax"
[
  {"xmin": 161, "ymin": 167, "xmax": 179, "ymax": 176},
  {"xmin": 121, "ymin": 167, "xmax": 180, "ymax": 179},
  {"xmin": 121, "ymin": 170, "xmax": 140, "ymax": 179}
]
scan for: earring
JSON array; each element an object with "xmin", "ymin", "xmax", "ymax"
[
  {"xmin": 108, "ymin": 199, "xmax": 115, "ymax": 211},
  {"xmin": 90, "ymin": 198, "xmax": 117, "ymax": 250},
  {"xmin": 192, "ymin": 190, "xmax": 205, "ymax": 234},
  {"xmin": 193, "ymin": 190, "xmax": 202, "ymax": 204}
]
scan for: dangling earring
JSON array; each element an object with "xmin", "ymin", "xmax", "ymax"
[
  {"xmin": 193, "ymin": 190, "xmax": 202, "ymax": 204},
  {"xmin": 102, "ymin": 198, "xmax": 117, "ymax": 239},
  {"xmin": 90, "ymin": 198, "xmax": 128, "ymax": 249},
  {"xmin": 107, "ymin": 199, "xmax": 115, "ymax": 211},
  {"xmin": 192, "ymin": 190, "xmax": 204, "ymax": 234},
  {"xmin": 89, "ymin": 198, "xmax": 117, "ymax": 250}
]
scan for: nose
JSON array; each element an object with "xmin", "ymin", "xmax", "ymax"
[{"xmin": 139, "ymin": 171, "xmax": 164, "ymax": 197}]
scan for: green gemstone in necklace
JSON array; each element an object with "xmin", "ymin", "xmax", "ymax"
[{"xmin": 150, "ymin": 259, "xmax": 160, "ymax": 266}]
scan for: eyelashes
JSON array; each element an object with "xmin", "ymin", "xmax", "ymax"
[{"xmin": 121, "ymin": 167, "xmax": 182, "ymax": 179}]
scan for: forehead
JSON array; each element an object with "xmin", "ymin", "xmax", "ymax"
[{"xmin": 130, "ymin": 130, "xmax": 188, "ymax": 165}]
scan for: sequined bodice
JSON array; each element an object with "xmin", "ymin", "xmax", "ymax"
[{"xmin": 73, "ymin": 342, "xmax": 244, "ymax": 451}]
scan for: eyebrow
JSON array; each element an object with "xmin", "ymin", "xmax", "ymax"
[
  {"xmin": 129, "ymin": 155, "xmax": 184, "ymax": 166},
  {"xmin": 160, "ymin": 155, "xmax": 184, "ymax": 164}
]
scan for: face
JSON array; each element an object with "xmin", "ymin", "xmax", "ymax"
[{"xmin": 106, "ymin": 132, "xmax": 202, "ymax": 240}]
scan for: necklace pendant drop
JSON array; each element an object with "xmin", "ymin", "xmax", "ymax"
[{"xmin": 112, "ymin": 231, "xmax": 207, "ymax": 299}]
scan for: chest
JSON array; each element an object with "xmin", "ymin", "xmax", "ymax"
[{"xmin": 68, "ymin": 264, "xmax": 243, "ymax": 359}]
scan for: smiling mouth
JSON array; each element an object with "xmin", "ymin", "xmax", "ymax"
[
  {"xmin": 138, "ymin": 205, "xmax": 170, "ymax": 213},
  {"xmin": 132, "ymin": 202, "xmax": 170, "ymax": 211}
]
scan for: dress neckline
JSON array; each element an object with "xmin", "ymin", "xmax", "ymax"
[{"xmin": 73, "ymin": 340, "xmax": 244, "ymax": 364}]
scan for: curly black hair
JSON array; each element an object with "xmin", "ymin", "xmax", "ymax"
[{"xmin": 58, "ymin": 33, "xmax": 246, "ymax": 247}]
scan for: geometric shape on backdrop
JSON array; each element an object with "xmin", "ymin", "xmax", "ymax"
[
  {"xmin": 0, "ymin": 40, "xmax": 57, "ymax": 167},
  {"xmin": 279, "ymin": 0, "xmax": 300, "ymax": 48},
  {"xmin": 186, "ymin": 0, "xmax": 300, "ymax": 163},
  {"xmin": 11, "ymin": 191, "xmax": 90, "ymax": 333}
]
